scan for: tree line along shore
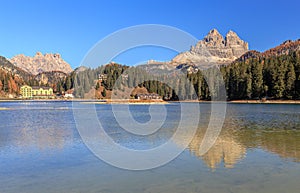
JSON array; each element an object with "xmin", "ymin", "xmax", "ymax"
[{"xmin": 1, "ymin": 50, "xmax": 300, "ymax": 101}]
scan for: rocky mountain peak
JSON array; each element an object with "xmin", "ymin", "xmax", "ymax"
[
  {"xmin": 35, "ymin": 52, "xmax": 43, "ymax": 56},
  {"xmin": 225, "ymin": 30, "xmax": 249, "ymax": 56},
  {"xmin": 53, "ymin": 53, "xmax": 61, "ymax": 58},
  {"xmin": 172, "ymin": 29, "xmax": 249, "ymax": 66},
  {"xmin": 203, "ymin": 29, "xmax": 225, "ymax": 47},
  {"xmin": 207, "ymin": 28, "xmax": 222, "ymax": 37},
  {"xmin": 10, "ymin": 52, "xmax": 73, "ymax": 75},
  {"xmin": 226, "ymin": 30, "xmax": 238, "ymax": 37},
  {"xmin": 226, "ymin": 30, "xmax": 239, "ymax": 45}
]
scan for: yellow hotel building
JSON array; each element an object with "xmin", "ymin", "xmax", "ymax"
[{"xmin": 20, "ymin": 85, "xmax": 54, "ymax": 99}]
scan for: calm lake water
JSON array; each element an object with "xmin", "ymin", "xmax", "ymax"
[{"xmin": 1, "ymin": 101, "xmax": 300, "ymax": 193}]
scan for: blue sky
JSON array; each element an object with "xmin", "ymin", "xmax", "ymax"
[{"xmin": 1, "ymin": 0, "xmax": 300, "ymax": 68}]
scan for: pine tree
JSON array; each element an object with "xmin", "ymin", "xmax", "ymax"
[
  {"xmin": 285, "ymin": 62, "xmax": 296, "ymax": 99},
  {"xmin": 251, "ymin": 60, "xmax": 263, "ymax": 98},
  {"xmin": 65, "ymin": 76, "xmax": 72, "ymax": 90},
  {"xmin": 102, "ymin": 88, "xmax": 106, "ymax": 97},
  {"xmin": 197, "ymin": 74, "xmax": 202, "ymax": 99},
  {"xmin": 274, "ymin": 59, "xmax": 286, "ymax": 98},
  {"xmin": 95, "ymin": 81, "xmax": 100, "ymax": 90},
  {"xmin": 246, "ymin": 72, "xmax": 252, "ymax": 99},
  {"xmin": 83, "ymin": 73, "xmax": 91, "ymax": 93}
]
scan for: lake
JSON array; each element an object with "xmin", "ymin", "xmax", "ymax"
[{"xmin": 0, "ymin": 101, "xmax": 300, "ymax": 193}]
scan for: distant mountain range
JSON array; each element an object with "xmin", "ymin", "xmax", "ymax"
[
  {"xmin": 10, "ymin": 52, "xmax": 72, "ymax": 75},
  {"xmin": 0, "ymin": 28, "xmax": 300, "ymax": 98},
  {"xmin": 0, "ymin": 55, "xmax": 69, "ymax": 97}
]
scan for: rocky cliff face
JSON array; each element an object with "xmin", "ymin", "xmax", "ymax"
[
  {"xmin": 35, "ymin": 71, "xmax": 67, "ymax": 86},
  {"xmin": 172, "ymin": 29, "xmax": 248, "ymax": 66},
  {"xmin": 10, "ymin": 52, "xmax": 73, "ymax": 75}
]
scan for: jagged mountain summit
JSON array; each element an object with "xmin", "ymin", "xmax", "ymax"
[
  {"xmin": 10, "ymin": 52, "xmax": 73, "ymax": 75},
  {"xmin": 171, "ymin": 29, "xmax": 249, "ymax": 66}
]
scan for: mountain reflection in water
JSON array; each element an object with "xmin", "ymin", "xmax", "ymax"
[
  {"xmin": 1, "ymin": 102, "xmax": 300, "ymax": 193},
  {"xmin": 186, "ymin": 122, "xmax": 300, "ymax": 169},
  {"xmin": 1, "ymin": 102, "xmax": 300, "ymax": 170}
]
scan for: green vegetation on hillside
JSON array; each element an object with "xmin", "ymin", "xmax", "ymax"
[
  {"xmin": 70, "ymin": 51, "xmax": 300, "ymax": 100},
  {"xmin": 221, "ymin": 51, "xmax": 300, "ymax": 99}
]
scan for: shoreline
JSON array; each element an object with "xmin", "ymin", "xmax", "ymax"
[
  {"xmin": 228, "ymin": 100, "xmax": 300, "ymax": 104},
  {"xmin": 80, "ymin": 99, "xmax": 169, "ymax": 105},
  {"xmin": 174, "ymin": 99, "xmax": 300, "ymax": 104},
  {"xmin": 0, "ymin": 98, "xmax": 169, "ymax": 104},
  {"xmin": 1, "ymin": 98, "xmax": 300, "ymax": 104}
]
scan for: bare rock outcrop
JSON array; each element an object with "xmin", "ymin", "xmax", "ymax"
[
  {"xmin": 10, "ymin": 52, "xmax": 73, "ymax": 75},
  {"xmin": 172, "ymin": 29, "xmax": 249, "ymax": 66}
]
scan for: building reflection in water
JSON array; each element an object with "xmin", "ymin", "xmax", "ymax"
[{"xmin": 15, "ymin": 127, "xmax": 74, "ymax": 152}]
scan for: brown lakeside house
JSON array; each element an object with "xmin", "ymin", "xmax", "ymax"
[{"xmin": 20, "ymin": 85, "xmax": 54, "ymax": 99}]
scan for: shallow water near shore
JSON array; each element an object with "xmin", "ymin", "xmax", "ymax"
[{"xmin": 0, "ymin": 101, "xmax": 300, "ymax": 193}]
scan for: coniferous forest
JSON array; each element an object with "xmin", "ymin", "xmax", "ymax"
[
  {"xmin": 66, "ymin": 50, "xmax": 300, "ymax": 100},
  {"xmin": 221, "ymin": 51, "xmax": 300, "ymax": 100}
]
